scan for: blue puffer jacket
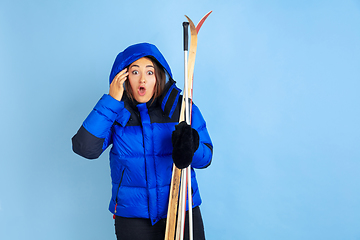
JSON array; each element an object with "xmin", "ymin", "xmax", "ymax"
[{"xmin": 72, "ymin": 43, "xmax": 213, "ymax": 225}]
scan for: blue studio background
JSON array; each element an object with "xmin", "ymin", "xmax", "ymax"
[{"xmin": 1, "ymin": 0, "xmax": 360, "ymax": 239}]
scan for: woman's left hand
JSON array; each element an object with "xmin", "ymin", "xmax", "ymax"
[{"xmin": 171, "ymin": 121, "xmax": 200, "ymax": 169}]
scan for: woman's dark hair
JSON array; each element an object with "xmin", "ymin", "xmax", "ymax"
[{"xmin": 125, "ymin": 56, "xmax": 166, "ymax": 103}]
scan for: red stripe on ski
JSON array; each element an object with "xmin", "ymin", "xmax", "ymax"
[{"xmin": 196, "ymin": 11, "xmax": 212, "ymax": 33}]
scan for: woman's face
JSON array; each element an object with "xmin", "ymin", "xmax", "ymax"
[{"xmin": 128, "ymin": 57, "xmax": 156, "ymax": 103}]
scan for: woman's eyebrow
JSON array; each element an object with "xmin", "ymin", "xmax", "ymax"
[{"xmin": 130, "ymin": 64, "xmax": 154, "ymax": 68}]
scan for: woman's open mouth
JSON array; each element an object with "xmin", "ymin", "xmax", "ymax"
[{"xmin": 138, "ymin": 86, "xmax": 146, "ymax": 96}]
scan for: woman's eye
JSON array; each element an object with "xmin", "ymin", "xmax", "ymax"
[
  {"xmin": 147, "ymin": 71, "xmax": 154, "ymax": 75},
  {"xmin": 132, "ymin": 70, "xmax": 139, "ymax": 75}
]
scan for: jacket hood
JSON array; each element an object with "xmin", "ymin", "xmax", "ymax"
[{"xmin": 109, "ymin": 43, "xmax": 173, "ymax": 84}]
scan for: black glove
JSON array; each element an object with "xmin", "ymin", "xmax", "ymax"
[{"xmin": 171, "ymin": 121, "xmax": 200, "ymax": 169}]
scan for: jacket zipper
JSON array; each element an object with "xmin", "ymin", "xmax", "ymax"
[{"xmin": 114, "ymin": 169, "xmax": 125, "ymax": 214}]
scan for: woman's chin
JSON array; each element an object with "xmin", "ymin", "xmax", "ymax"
[{"xmin": 134, "ymin": 95, "xmax": 152, "ymax": 103}]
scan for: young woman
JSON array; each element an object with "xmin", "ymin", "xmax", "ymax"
[{"xmin": 72, "ymin": 43, "xmax": 213, "ymax": 240}]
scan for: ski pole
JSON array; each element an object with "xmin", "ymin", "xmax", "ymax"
[
  {"xmin": 176, "ymin": 22, "xmax": 190, "ymax": 240},
  {"xmin": 184, "ymin": 20, "xmax": 194, "ymax": 240}
]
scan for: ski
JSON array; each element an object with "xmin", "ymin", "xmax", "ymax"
[
  {"xmin": 165, "ymin": 11, "xmax": 212, "ymax": 240},
  {"xmin": 175, "ymin": 15, "xmax": 197, "ymax": 240},
  {"xmin": 175, "ymin": 19, "xmax": 192, "ymax": 240},
  {"xmin": 165, "ymin": 21, "xmax": 189, "ymax": 240}
]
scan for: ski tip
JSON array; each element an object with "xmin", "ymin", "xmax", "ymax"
[
  {"xmin": 196, "ymin": 11, "xmax": 212, "ymax": 33},
  {"xmin": 184, "ymin": 15, "xmax": 196, "ymax": 30}
]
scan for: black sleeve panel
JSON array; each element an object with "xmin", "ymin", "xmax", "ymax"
[{"xmin": 72, "ymin": 125, "xmax": 105, "ymax": 159}]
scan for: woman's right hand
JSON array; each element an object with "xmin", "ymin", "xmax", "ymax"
[{"xmin": 109, "ymin": 68, "xmax": 129, "ymax": 101}]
